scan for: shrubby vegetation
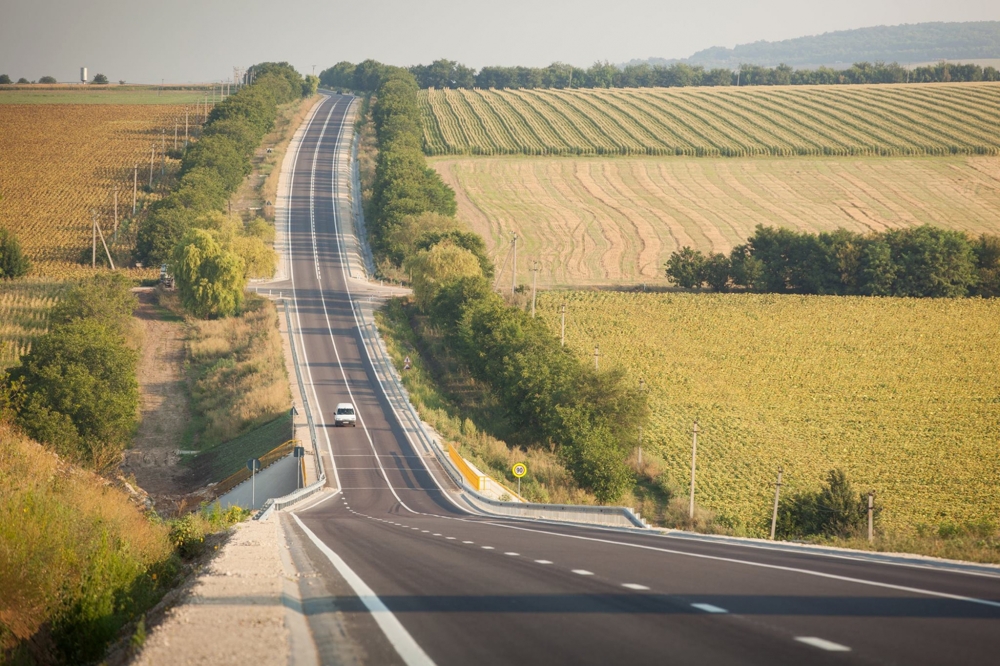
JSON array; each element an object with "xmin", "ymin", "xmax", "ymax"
[
  {"xmin": 666, "ymin": 224, "xmax": 1000, "ymax": 298},
  {"xmin": 1, "ymin": 274, "xmax": 138, "ymax": 471},
  {"xmin": 323, "ymin": 57, "xmax": 999, "ymax": 92},
  {"xmin": 776, "ymin": 469, "xmax": 879, "ymax": 539},
  {"xmin": 362, "ymin": 68, "xmax": 647, "ymax": 501},
  {"xmin": 0, "ymin": 227, "xmax": 30, "ymax": 278},
  {"xmin": 137, "ymin": 62, "xmax": 306, "ymax": 317}
]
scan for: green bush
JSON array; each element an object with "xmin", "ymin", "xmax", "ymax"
[
  {"xmin": 171, "ymin": 228, "xmax": 245, "ymax": 318},
  {"xmin": 0, "ymin": 227, "xmax": 30, "ymax": 278},
  {"xmin": 9, "ymin": 318, "xmax": 139, "ymax": 470},
  {"xmin": 776, "ymin": 468, "xmax": 878, "ymax": 539}
]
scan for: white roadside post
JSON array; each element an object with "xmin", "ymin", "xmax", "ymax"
[{"xmin": 247, "ymin": 458, "xmax": 261, "ymax": 508}]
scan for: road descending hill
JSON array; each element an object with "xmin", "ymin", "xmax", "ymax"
[{"xmin": 420, "ymin": 83, "xmax": 1000, "ymax": 157}]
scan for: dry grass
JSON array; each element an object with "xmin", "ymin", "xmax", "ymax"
[
  {"xmin": 0, "ymin": 104, "xmax": 194, "ymax": 277},
  {"xmin": 421, "ymin": 83, "xmax": 1000, "ymax": 157},
  {"xmin": 0, "ymin": 421, "xmax": 173, "ymax": 658},
  {"xmin": 434, "ymin": 155, "xmax": 1000, "ymax": 286},
  {"xmin": 175, "ymin": 292, "xmax": 290, "ymax": 446},
  {"xmin": 0, "ymin": 278, "xmax": 65, "ymax": 369}
]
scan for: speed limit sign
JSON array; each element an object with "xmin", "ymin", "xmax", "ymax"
[{"xmin": 512, "ymin": 463, "xmax": 527, "ymax": 478}]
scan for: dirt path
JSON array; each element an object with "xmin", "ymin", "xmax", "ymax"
[{"xmin": 122, "ymin": 290, "xmax": 193, "ymax": 509}]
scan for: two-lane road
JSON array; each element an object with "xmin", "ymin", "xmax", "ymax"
[{"xmin": 281, "ymin": 93, "xmax": 1000, "ymax": 665}]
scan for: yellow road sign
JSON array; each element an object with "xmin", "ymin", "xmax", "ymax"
[{"xmin": 512, "ymin": 462, "xmax": 527, "ymax": 478}]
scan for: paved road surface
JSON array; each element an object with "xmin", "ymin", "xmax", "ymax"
[{"xmin": 281, "ymin": 93, "xmax": 1000, "ymax": 665}]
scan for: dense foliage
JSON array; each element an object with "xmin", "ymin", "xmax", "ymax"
[
  {"xmin": 366, "ymin": 68, "xmax": 457, "ymax": 263},
  {"xmin": 137, "ymin": 62, "xmax": 303, "ymax": 281},
  {"xmin": 2, "ymin": 274, "xmax": 139, "ymax": 471},
  {"xmin": 776, "ymin": 469, "xmax": 880, "ymax": 539},
  {"xmin": 0, "ymin": 227, "xmax": 30, "ymax": 278},
  {"xmin": 666, "ymin": 224, "xmax": 1000, "ymax": 298},
  {"xmin": 324, "ymin": 57, "xmax": 999, "ymax": 92}
]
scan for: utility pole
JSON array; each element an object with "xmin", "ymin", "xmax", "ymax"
[
  {"xmin": 148, "ymin": 146, "xmax": 155, "ymax": 189},
  {"xmin": 204, "ymin": 95, "xmax": 208, "ymax": 122},
  {"xmin": 868, "ymin": 491, "xmax": 875, "ymax": 543},
  {"xmin": 593, "ymin": 346, "xmax": 600, "ymax": 371},
  {"xmin": 312, "ymin": 64, "xmax": 316, "ymax": 75},
  {"xmin": 174, "ymin": 122, "xmax": 178, "ymax": 150},
  {"xmin": 511, "ymin": 233, "xmax": 518, "ymax": 296},
  {"xmin": 132, "ymin": 164, "xmax": 138, "ymax": 214},
  {"xmin": 184, "ymin": 107, "xmax": 189, "ymax": 148},
  {"xmin": 91, "ymin": 210, "xmax": 97, "ymax": 268},
  {"xmin": 530, "ymin": 261, "xmax": 540, "ymax": 317},
  {"xmin": 770, "ymin": 466, "xmax": 783, "ymax": 540},
  {"xmin": 689, "ymin": 420, "xmax": 699, "ymax": 520},
  {"xmin": 160, "ymin": 129, "xmax": 166, "ymax": 180},
  {"xmin": 113, "ymin": 186, "xmax": 119, "ymax": 240},
  {"xmin": 560, "ymin": 303, "xmax": 566, "ymax": 347},
  {"xmin": 637, "ymin": 378, "xmax": 646, "ymax": 467}
]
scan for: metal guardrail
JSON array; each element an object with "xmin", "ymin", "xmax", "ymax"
[{"xmin": 353, "ymin": 300, "xmax": 649, "ymax": 530}]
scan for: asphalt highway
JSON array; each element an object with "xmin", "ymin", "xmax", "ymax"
[{"xmin": 282, "ymin": 93, "xmax": 1000, "ymax": 665}]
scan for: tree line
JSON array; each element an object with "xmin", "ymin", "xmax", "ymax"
[
  {"xmin": 137, "ymin": 62, "xmax": 312, "ymax": 318},
  {"xmin": 666, "ymin": 224, "xmax": 1000, "ymax": 298},
  {"xmin": 365, "ymin": 67, "xmax": 647, "ymax": 501},
  {"xmin": 322, "ymin": 58, "xmax": 1000, "ymax": 93}
]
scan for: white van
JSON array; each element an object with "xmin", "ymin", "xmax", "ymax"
[{"xmin": 334, "ymin": 402, "xmax": 357, "ymax": 427}]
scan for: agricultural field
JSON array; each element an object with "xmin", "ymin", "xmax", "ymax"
[
  {"xmin": 419, "ymin": 82, "xmax": 1000, "ymax": 157},
  {"xmin": 536, "ymin": 291, "xmax": 1000, "ymax": 535},
  {"xmin": 435, "ymin": 155, "xmax": 1000, "ymax": 286},
  {"xmin": 0, "ymin": 102, "xmax": 194, "ymax": 276},
  {"xmin": 0, "ymin": 279, "xmax": 63, "ymax": 369},
  {"xmin": 0, "ymin": 85, "xmax": 213, "ymax": 105}
]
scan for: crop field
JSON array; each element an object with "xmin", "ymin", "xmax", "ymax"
[
  {"xmin": 0, "ymin": 103, "xmax": 192, "ymax": 275},
  {"xmin": 0, "ymin": 279, "xmax": 63, "ymax": 369},
  {"xmin": 536, "ymin": 291, "xmax": 1000, "ymax": 535},
  {"xmin": 434, "ymin": 155, "xmax": 1000, "ymax": 286},
  {"xmin": 0, "ymin": 86, "xmax": 213, "ymax": 105},
  {"xmin": 419, "ymin": 83, "xmax": 1000, "ymax": 157}
]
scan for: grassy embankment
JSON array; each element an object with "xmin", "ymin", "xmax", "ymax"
[{"xmin": 153, "ymin": 290, "xmax": 291, "ymax": 484}]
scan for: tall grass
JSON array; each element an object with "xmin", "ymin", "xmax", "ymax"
[
  {"xmin": 0, "ymin": 422, "xmax": 175, "ymax": 664},
  {"xmin": 164, "ymin": 291, "xmax": 290, "ymax": 447}
]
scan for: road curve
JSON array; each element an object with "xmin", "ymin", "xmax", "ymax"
[{"xmin": 282, "ymin": 93, "xmax": 1000, "ymax": 666}]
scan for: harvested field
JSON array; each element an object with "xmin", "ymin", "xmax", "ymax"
[
  {"xmin": 0, "ymin": 279, "xmax": 63, "ymax": 369},
  {"xmin": 434, "ymin": 155, "xmax": 1000, "ymax": 286},
  {"xmin": 537, "ymin": 291, "xmax": 1000, "ymax": 535},
  {"xmin": 0, "ymin": 103, "xmax": 195, "ymax": 276},
  {"xmin": 420, "ymin": 83, "xmax": 1000, "ymax": 157}
]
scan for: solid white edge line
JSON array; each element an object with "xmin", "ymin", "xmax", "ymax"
[
  {"xmin": 795, "ymin": 637, "xmax": 851, "ymax": 652},
  {"xmin": 290, "ymin": 513, "xmax": 436, "ymax": 666},
  {"xmin": 480, "ymin": 522, "xmax": 1000, "ymax": 610}
]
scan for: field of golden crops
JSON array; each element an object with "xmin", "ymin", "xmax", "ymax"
[
  {"xmin": 0, "ymin": 279, "xmax": 62, "ymax": 370},
  {"xmin": 536, "ymin": 291, "xmax": 1000, "ymax": 535},
  {"xmin": 420, "ymin": 83, "xmax": 1000, "ymax": 157},
  {"xmin": 435, "ymin": 155, "xmax": 1000, "ymax": 286},
  {"xmin": 0, "ymin": 103, "xmax": 194, "ymax": 276}
]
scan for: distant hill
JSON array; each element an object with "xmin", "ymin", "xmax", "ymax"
[{"xmin": 628, "ymin": 21, "xmax": 1000, "ymax": 70}]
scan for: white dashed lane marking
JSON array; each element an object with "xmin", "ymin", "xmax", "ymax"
[
  {"xmin": 462, "ymin": 541, "xmax": 474, "ymax": 544},
  {"xmin": 795, "ymin": 637, "xmax": 851, "ymax": 652},
  {"xmin": 572, "ymin": 570, "xmax": 594, "ymax": 576},
  {"xmin": 534, "ymin": 560, "xmax": 553, "ymax": 564},
  {"xmin": 622, "ymin": 584, "xmax": 650, "ymax": 591},
  {"xmin": 691, "ymin": 603, "xmax": 728, "ymax": 614},
  {"xmin": 482, "ymin": 546, "xmax": 495, "ymax": 550},
  {"xmin": 504, "ymin": 552, "xmax": 520, "ymax": 556}
]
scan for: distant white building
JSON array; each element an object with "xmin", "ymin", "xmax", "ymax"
[{"xmin": 81, "ymin": 67, "xmax": 87, "ymax": 83}]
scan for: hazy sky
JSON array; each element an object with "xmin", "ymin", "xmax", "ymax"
[{"xmin": 1, "ymin": 0, "xmax": 998, "ymax": 83}]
